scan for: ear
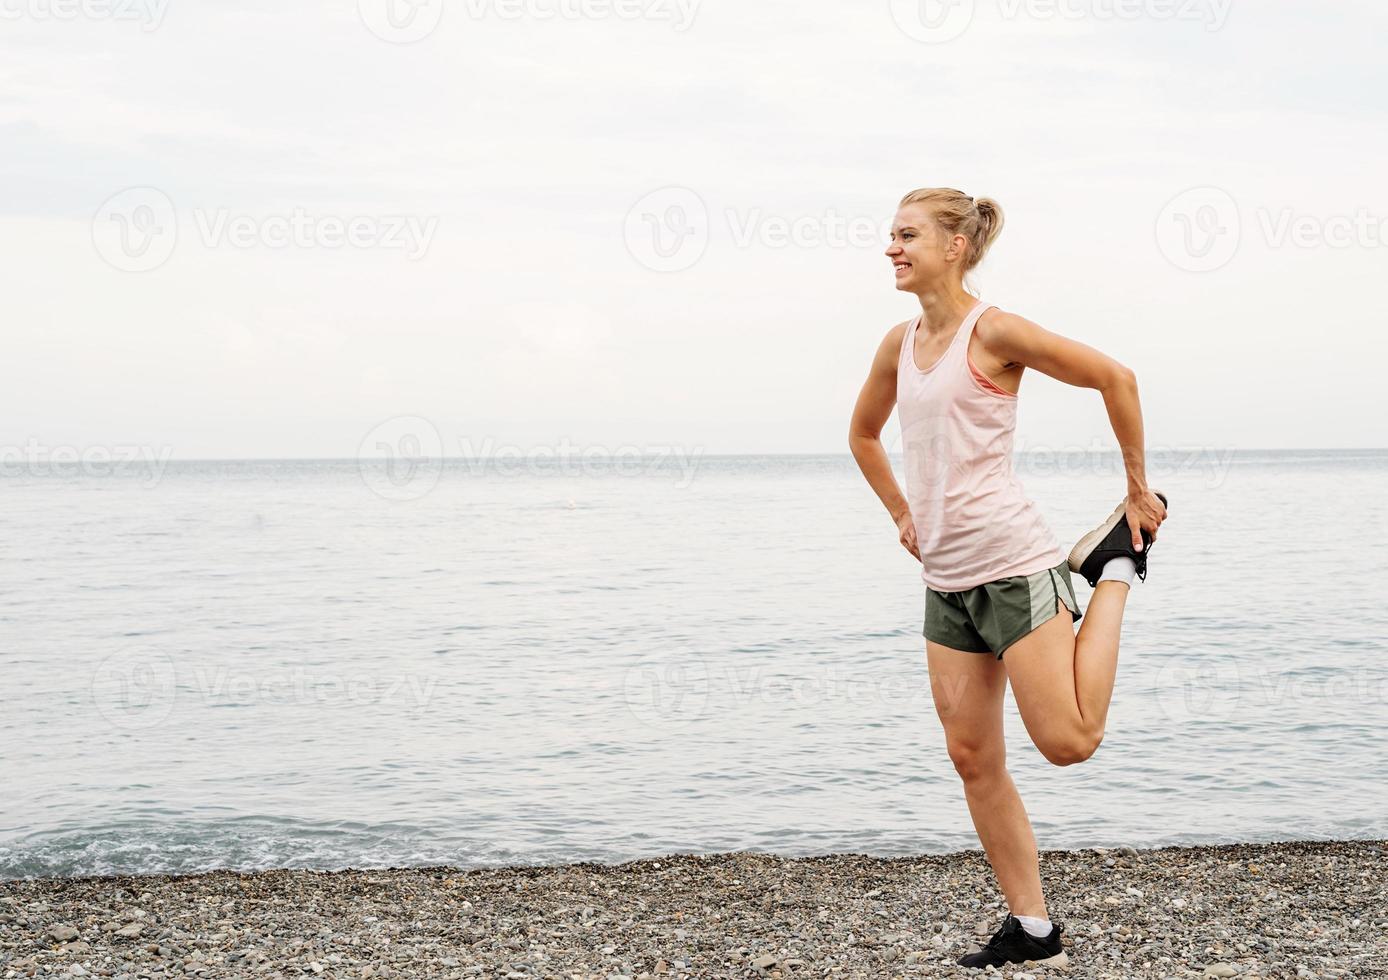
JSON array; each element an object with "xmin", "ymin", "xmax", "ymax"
[{"xmin": 946, "ymin": 234, "xmax": 968, "ymax": 262}]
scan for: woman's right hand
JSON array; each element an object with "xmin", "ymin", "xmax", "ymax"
[{"xmin": 895, "ymin": 512, "xmax": 921, "ymax": 562}]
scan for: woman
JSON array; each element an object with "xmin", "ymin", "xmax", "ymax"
[{"xmin": 848, "ymin": 187, "xmax": 1169, "ymax": 970}]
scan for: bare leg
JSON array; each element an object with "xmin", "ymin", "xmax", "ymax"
[
  {"xmin": 1004, "ymin": 581, "xmax": 1131, "ymax": 766},
  {"xmin": 927, "ymin": 641, "xmax": 1049, "ymax": 918}
]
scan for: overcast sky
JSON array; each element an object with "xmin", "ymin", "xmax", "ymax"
[{"xmin": 3, "ymin": 0, "xmax": 1385, "ymax": 460}]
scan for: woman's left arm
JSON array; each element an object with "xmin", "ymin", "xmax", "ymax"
[{"xmin": 976, "ymin": 309, "xmax": 1168, "ymax": 546}]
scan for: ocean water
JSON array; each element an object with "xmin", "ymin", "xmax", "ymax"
[{"xmin": 1, "ymin": 450, "xmax": 1385, "ymax": 880}]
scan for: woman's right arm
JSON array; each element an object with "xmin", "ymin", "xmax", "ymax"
[{"xmin": 848, "ymin": 322, "xmax": 920, "ymax": 561}]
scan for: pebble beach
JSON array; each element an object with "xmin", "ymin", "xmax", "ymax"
[{"xmin": 1, "ymin": 839, "xmax": 1381, "ymax": 979}]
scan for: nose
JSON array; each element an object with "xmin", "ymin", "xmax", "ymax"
[{"xmin": 885, "ymin": 242, "xmax": 901, "ymax": 257}]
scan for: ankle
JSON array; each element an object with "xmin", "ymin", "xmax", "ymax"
[
  {"xmin": 1013, "ymin": 912, "xmax": 1054, "ymax": 939},
  {"xmin": 1096, "ymin": 555, "xmax": 1137, "ymax": 587}
]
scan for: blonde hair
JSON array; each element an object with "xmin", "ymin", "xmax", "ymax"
[{"xmin": 897, "ymin": 187, "xmax": 1004, "ymax": 271}]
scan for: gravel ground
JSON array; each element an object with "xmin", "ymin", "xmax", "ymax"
[{"xmin": 1, "ymin": 839, "xmax": 1382, "ymax": 979}]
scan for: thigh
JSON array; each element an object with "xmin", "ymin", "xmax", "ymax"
[
  {"xmin": 999, "ymin": 594, "xmax": 1082, "ymax": 744},
  {"xmin": 926, "ymin": 639, "xmax": 1008, "ymax": 753}
]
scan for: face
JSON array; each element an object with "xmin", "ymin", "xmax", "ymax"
[{"xmin": 885, "ymin": 203, "xmax": 961, "ymax": 292}]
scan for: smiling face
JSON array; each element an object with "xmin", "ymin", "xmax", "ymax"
[{"xmin": 885, "ymin": 203, "xmax": 962, "ymax": 292}]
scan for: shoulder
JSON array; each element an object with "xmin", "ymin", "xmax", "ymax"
[
  {"xmin": 975, "ymin": 306, "xmax": 1035, "ymax": 342},
  {"xmin": 869, "ymin": 319, "xmax": 912, "ymax": 373},
  {"xmin": 975, "ymin": 307, "xmax": 1044, "ymax": 361},
  {"xmin": 876, "ymin": 318, "xmax": 912, "ymax": 354}
]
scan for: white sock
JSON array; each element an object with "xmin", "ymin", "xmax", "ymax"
[
  {"xmin": 1014, "ymin": 913, "xmax": 1053, "ymax": 939},
  {"xmin": 1096, "ymin": 556, "xmax": 1137, "ymax": 587}
]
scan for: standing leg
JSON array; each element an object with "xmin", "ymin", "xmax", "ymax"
[{"xmin": 927, "ymin": 641, "xmax": 1050, "ymax": 919}]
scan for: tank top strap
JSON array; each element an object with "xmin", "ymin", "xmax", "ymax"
[
  {"xmin": 898, "ymin": 313, "xmax": 919, "ymax": 371},
  {"xmin": 955, "ymin": 300, "xmax": 994, "ymax": 353}
]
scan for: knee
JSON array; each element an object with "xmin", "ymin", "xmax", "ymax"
[
  {"xmin": 1041, "ymin": 729, "xmax": 1104, "ymax": 767},
  {"xmin": 947, "ymin": 740, "xmax": 1005, "ymax": 783}
]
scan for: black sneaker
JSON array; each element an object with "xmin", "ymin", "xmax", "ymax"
[
  {"xmin": 1067, "ymin": 491, "xmax": 1169, "ymax": 588},
  {"xmin": 957, "ymin": 914, "xmax": 1069, "ymax": 969}
]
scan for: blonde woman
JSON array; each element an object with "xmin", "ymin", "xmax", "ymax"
[{"xmin": 848, "ymin": 188, "xmax": 1169, "ymax": 970}]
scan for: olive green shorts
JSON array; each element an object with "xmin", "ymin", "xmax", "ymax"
[{"xmin": 924, "ymin": 560, "xmax": 1084, "ymax": 659}]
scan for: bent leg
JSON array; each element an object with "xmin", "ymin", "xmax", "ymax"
[
  {"xmin": 1003, "ymin": 581, "xmax": 1131, "ymax": 766},
  {"xmin": 927, "ymin": 640, "xmax": 1049, "ymax": 919}
]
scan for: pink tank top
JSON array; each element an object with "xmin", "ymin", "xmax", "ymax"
[{"xmin": 896, "ymin": 300, "xmax": 1066, "ymax": 591}]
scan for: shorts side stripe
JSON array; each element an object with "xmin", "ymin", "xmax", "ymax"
[{"xmin": 1026, "ymin": 568, "xmax": 1052, "ymax": 633}]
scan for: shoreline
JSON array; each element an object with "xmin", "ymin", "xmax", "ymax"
[{"xmin": 2, "ymin": 838, "xmax": 1380, "ymax": 978}]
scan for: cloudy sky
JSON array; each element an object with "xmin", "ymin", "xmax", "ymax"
[{"xmin": 3, "ymin": 0, "xmax": 1385, "ymax": 459}]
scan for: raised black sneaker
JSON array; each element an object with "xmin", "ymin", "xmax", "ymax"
[
  {"xmin": 957, "ymin": 914, "xmax": 1069, "ymax": 970},
  {"xmin": 1067, "ymin": 490, "xmax": 1169, "ymax": 588}
]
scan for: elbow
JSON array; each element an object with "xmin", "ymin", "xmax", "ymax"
[{"xmin": 847, "ymin": 428, "xmax": 876, "ymax": 457}]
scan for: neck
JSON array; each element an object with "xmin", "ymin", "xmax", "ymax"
[{"xmin": 915, "ymin": 284, "xmax": 979, "ymax": 336}]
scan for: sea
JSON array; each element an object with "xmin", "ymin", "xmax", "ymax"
[{"xmin": 1, "ymin": 450, "xmax": 1385, "ymax": 880}]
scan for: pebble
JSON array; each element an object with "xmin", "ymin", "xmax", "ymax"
[
  {"xmin": 0, "ymin": 839, "xmax": 1377, "ymax": 979},
  {"xmin": 47, "ymin": 923, "xmax": 79, "ymax": 942}
]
